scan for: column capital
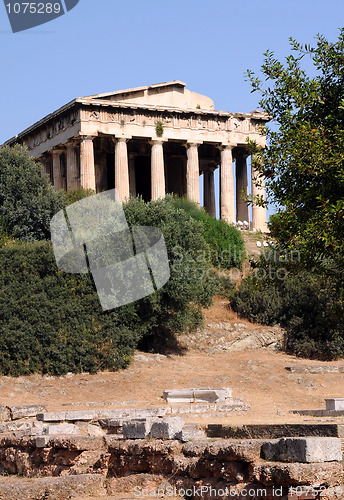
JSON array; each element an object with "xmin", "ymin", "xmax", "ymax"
[
  {"xmin": 149, "ymin": 138, "xmax": 167, "ymax": 146},
  {"xmin": 184, "ymin": 141, "xmax": 203, "ymax": 149},
  {"xmin": 79, "ymin": 134, "xmax": 95, "ymax": 141},
  {"xmin": 113, "ymin": 135, "xmax": 132, "ymax": 143},
  {"xmin": 217, "ymin": 143, "xmax": 234, "ymax": 151}
]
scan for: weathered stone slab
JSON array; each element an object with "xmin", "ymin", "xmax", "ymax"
[
  {"xmin": 44, "ymin": 423, "xmax": 79, "ymax": 435},
  {"xmin": 0, "ymin": 421, "xmax": 44, "ymax": 436},
  {"xmin": 64, "ymin": 410, "xmax": 98, "ymax": 421},
  {"xmin": 52, "ymin": 436, "xmax": 105, "ymax": 451},
  {"xmin": 8, "ymin": 404, "xmax": 47, "ymax": 420},
  {"xmin": 325, "ymin": 398, "xmax": 344, "ymax": 410},
  {"xmin": 150, "ymin": 417, "xmax": 184, "ymax": 439},
  {"xmin": 169, "ymin": 400, "xmax": 249, "ymax": 415},
  {"xmin": 0, "ymin": 474, "xmax": 104, "ymax": 500},
  {"xmin": 37, "ymin": 406, "xmax": 168, "ymax": 422},
  {"xmin": 182, "ymin": 439, "xmax": 262, "ymax": 462},
  {"xmin": 36, "ymin": 410, "xmax": 96, "ymax": 422},
  {"xmin": 250, "ymin": 461, "xmax": 344, "ymax": 486},
  {"xmin": 291, "ymin": 409, "xmax": 344, "ymax": 417},
  {"xmin": 261, "ymin": 437, "xmax": 343, "ymax": 463},
  {"xmin": 206, "ymin": 423, "xmax": 344, "ymax": 439},
  {"xmin": 98, "ymin": 417, "xmax": 123, "ymax": 433},
  {"xmin": 108, "ymin": 407, "xmax": 168, "ymax": 419},
  {"xmin": 122, "ymin": 418, "xmax": 155, "ymax": 439},
  {"xmin": 286, "ymin": 365, "xmax": 344, "ymax": 373},
  {"xmin": 162, "ymin": 387, "xmax": 232, "ymax": 403}
]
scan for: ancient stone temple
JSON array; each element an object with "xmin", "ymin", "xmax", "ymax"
[{"xmin": 4, "ymin": 81, "xmax": 269, "ymax": 230}]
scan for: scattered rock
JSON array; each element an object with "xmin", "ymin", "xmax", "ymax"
[
  {"xmin": 285, "ymin": 365, "xmax": 344, "ymax": 374},
  {"xmin": 87, "ymin": 424, "xmax": 106, "ymax": 437},
  {"xmin": 133, "ymin": 353, "xmax": 168, "ymax": 363},
  {"xmin": 181, "ymin": 323, "xmax": 284, "ymax": 353}
]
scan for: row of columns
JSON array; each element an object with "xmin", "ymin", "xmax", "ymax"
[{"xmin": 51, "ymin": 136, "xmax": 266, "ymax": 231}]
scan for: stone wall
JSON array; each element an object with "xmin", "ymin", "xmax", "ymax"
[{"xmin": 0, "ymin": 436, "xmax": 342, "ymax": 499}]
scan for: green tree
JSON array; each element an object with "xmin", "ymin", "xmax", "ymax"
[
  {"xmin": 246, "ymin": 29, "xmax": 344, "ymax": 268},
  {"xmin": 0, "ymin": 145, "xmax": 64, "ymax": 241}
]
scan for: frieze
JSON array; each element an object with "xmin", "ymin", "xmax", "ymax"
[{"xmin": 85, "ymin": 108, "xmax": 258, "ymax": 135}]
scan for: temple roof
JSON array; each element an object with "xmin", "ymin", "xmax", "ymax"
[{"xmin": 83, "ymin": 80, "xmax": 216, "ymax": 111}]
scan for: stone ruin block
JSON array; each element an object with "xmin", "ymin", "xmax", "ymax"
[
  {"xmin": 122, "ymin": 418, "xmax": 154, "ymax": 439},
  {"xmin": 8, "ymin": 405, "xmax": 47, "ymax": 420},
  {"xmin": 44, "ymin": 423, "xmax": 79, "ymax": 436},
  {"xmin": 162, "ymin": 387, "xmax": 232, "ymax": 404},
  {"xmin": 150, "ymin": 417, "xmax": 185, "ymax": 439},
  {"xmin": 261, "ymin": 437, "xmax": 343, "ymax": 463},
  {"xmin": 325, "ymin": 398, "xmax": 344, "ymax": 410},
  {"xmin": 98, "ymin": 418, "xmax": 123, "ymax": 434},
  {"xmin": 0, "ymin": 421, "xmax": 45, "ymax": 436},
  {"xmin": 36, "ymin": 436, "xmax": 51, "ymax": 448},
  {"xmin": 122, "ymin": 416, "xmax": 187, "ymax": 440}
]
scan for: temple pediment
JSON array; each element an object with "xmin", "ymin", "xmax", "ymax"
[{"xmin": 85, "ymin": 81, "xmax": 215, "ymax": 111}]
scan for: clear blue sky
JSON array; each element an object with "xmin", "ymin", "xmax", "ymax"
[{"xmin": 1, "ymin": 0, "xmax": 343, "ymax": 218}]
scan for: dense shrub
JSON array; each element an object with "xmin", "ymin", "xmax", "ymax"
[
  {"xmin": 0, "ymin": 241, "xmax": 137, "ymax": 376},
  {"xmin": 0, "ymin": 197, "xmax": 220, "ymax": 375},
  {"xmin": 0, "ymin": 145, "xmax": 64, "ymax": 240},
  {"xmin": 231, "ymin": 249, "xmax": 344, "ymax": 360},
  {"xmin": 63, "ymin": 187, "xmax": 95, "ymax": 206},
  {"xmin": 170, "ymin": 196, "xmax": 244, "ymax": 268},
  {"xmin": 230, "ymin": 278, "xmax": 283, "ymax": 326},
  {"xmin": 122, "ymin": 196, "xmax": 220, "ymax": 339}
]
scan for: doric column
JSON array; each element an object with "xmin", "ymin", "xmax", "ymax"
[
  {"xmin": 150, "ymin": 139, "xmax": 166, "ymax": 200},
  {"xmin": 186, "ymin": 142, "xmax": 201, "ymax": 204},
  {"xmin": 235, "ymin": 150, "xmax": 249, "ymax": 223},
  {"xmin": 220, "ymin": 145, "xmax": 235, "ymax": 224},
  {"xmin": 114, "ymin": 137, "xmax": 130, "ymax": 202},
  {"xmin": 52, "ymin": 150, "xmax": 64, "ymax": 190},
  {"xmin": 66, "ymin": 143, "xmax": 79, "ymax": 191},
  {"xmin": 80, "ymin": 136, "xmax": 96, "ymax": 191},
  {"xmin": 204, "ymin": 169, "xmax": 216, "ymax": 217},
  {"xmin": 251, "ymin": 154, "xmax": 268, "ymax": 232},
  {"xmin": 128, "ymin": 152, "xmax": 137, "ymax": 197}
]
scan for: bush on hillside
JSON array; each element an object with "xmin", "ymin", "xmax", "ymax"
[
  {"xmin": 0, "ymin": 241, "xmax": 138, "ymax": 376},
  {"xmin": 122, "ymin": 196, "xmax": 220, "ymax": 339},
  {"xmin": 0, "ymin": 197, "xmax": 221, "ymax": 375},
  {"xmin": 170, "ymin": 196, "xmax": 244, "ymax": 268},
  {"xmin": 230, "ymin": 249, "xmax": 344, "ymax": 360},
  {"xmin": 0, "ymin": 145, "xmax": 64, "ymax": 241}
]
